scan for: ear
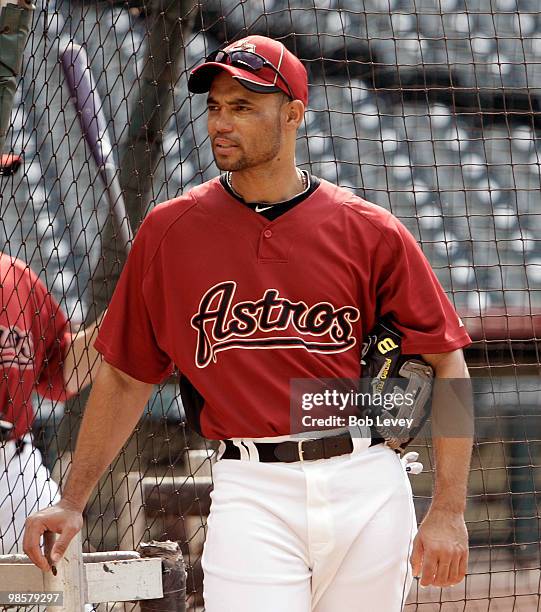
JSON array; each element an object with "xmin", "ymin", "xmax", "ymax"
[{"xmin": 283, "ymin": 99, "xmax": 305, "ymax": 131}]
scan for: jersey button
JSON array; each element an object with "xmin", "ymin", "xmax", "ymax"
[{"xmin": 263, "ymin": 229, "xmax": 273, "ymax": 239}]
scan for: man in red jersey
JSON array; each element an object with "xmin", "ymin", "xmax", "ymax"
[
  {"xmin": 0, "ymin": 252, "xmax": 102, "ymax": 552},
  {"xmin": 24, "ymin": 35, "xmax": 472, "ymax": 611}
]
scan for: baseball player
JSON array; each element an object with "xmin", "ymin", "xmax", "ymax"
[
  {"xmin": 24, "ymin": 36, "xmax": 473, "ymax": 611},
  {"xmin": 0, "ymin": 250, "xmax": 102, "ymax": 552}
]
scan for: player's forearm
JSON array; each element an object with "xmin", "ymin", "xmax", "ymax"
[
  {"xmin": 63, "ymin": 311, "xmax": 106, "ymax": 394},
  {"xmin": 422, "ymin": 349, "xmax": 473, "ymax": 514},
  {"xmin": 61, "ymin": 361, "xmax": 154, "ymax": 512},
  {"xmin": 430, "ymin": 437, "xmax": 472, "ymax": 513}
]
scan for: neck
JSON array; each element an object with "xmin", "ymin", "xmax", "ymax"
[{"xmin": 229, "ymin": 162, "xmax": 304, "ymax": 204}]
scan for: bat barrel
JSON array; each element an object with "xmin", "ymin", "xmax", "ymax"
[{"xmin": 60, "ymin": 43, "xmax": 133, "ymax": 252}]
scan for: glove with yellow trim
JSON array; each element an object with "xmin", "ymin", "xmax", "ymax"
[{"xmin": 361, "ymin": 318, "xmax": 434, "ymax": 452}]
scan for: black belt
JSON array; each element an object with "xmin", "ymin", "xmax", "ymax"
[
  {"xmin": 0, "ymin": 437, "xmax": 27, "ymax": 455},
  {"xmin": 0, "ymin": 419, "xmax": 13, "ymax": 443},
  {"xmin": 0, "ymin": 421, "xmax": 26, "ymax": 455},
  {"xmin": 221, "ymin": 430, "xmax": 385, "ymax": 463}
]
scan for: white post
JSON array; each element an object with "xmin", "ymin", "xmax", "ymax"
[{"xmin": 43, "ymin": 531, "xmax": 85, "ymax": 611}]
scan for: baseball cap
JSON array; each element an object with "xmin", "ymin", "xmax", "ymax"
[{"xmin": 188, "ymin": 35, "xmax": 308, "ymax": 106}]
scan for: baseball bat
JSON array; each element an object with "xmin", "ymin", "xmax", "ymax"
[{"xmin": 60, "ymin": 43, "xmax": 133, "ymax": 252}]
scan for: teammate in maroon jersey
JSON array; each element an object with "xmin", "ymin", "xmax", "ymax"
[
  {"xmin": 0, "ymin": 252, "xmax": 102, "ymax": 552},
  {"xmin": 24, "ymin": 36, "xmax": 472, "ymax": 611}
]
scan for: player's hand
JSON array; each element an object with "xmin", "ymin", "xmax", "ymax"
[
  {"xmin": 23, "ymin": 499, "xmax": 83, "ymax": 571},
  {"xmin": 410, "ymin": 507, "xmax": 468, "ymax": 588}
]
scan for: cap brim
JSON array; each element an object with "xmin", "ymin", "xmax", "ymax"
[
  {"xmin": 0, "ymin": 154, "xmax": 22, "ymax": 176},
  {"xmin": 188, "ymin": 62, "xmax": 282, "ymax": 96}
]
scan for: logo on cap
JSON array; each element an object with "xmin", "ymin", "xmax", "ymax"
[{"xmin": 228, "ymin": 41, "xmax": 257, "ymax": 53}]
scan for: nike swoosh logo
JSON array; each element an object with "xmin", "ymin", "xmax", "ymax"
[{"xmin": 255, "ymin": 204, "xmax": 273, "ymax": 212}]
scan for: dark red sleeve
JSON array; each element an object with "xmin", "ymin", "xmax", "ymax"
[
  {"xmin": 94, "ymin": 215, "xmax": 174, "ymax": 384},
  {"xmin": 375, "ymin": 215, "xmax": 471, "ymax": 354},
  {"xmin": 28, "ymin": 269, "xmax": 74, "ymax": 401}
]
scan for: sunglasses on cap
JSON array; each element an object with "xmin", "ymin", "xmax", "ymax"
[{"xmin": 205, "ymin": 49, "xmax": 295, "ymax": 100}]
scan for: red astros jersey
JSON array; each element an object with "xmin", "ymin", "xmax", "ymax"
[
  {"xmin": 0, "ymin": 253, "xmax": 72, "ymax": 440},
  {"xmin": 95, "ymin": 177, "xmax": 471, "ymax": 439}
]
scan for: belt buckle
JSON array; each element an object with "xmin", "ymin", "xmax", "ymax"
[{"xmin": 297, "ymin": 439, "xmax": 306, "ymax": 462}]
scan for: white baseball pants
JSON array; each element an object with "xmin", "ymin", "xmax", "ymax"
[
  {"xmin": 202, "ymin": 438, "xmax": 417, "ymax": 612},
  {"xmin": 0, "ymin": 435, "xmax": 59, "ymax": 553}
]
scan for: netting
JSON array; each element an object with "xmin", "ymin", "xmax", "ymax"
[{"xmin": 0, "ymin": 0, "xmax": 540, "ymax": 610}]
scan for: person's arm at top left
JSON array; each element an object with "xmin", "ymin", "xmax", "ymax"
[{"xmin": 30, "ymin": 265, "xmax": 105, "ymax": 399}]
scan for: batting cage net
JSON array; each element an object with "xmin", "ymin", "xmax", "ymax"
[{"xmin": 0, "ymin": 0, "xmax": 540, "ymax": 610}]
